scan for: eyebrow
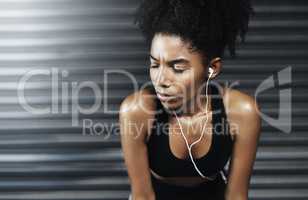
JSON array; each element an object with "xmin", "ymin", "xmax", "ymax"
[{"xmin": 149, "ymin": 54, "xmax": 190, "ymax": 65}]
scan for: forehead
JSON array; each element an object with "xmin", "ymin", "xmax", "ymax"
[{"xmin": 150, "ymin": 34, "xmax": 192, "ymax": 60}]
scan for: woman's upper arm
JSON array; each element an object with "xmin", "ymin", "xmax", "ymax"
[
  {"xmin": 119, "ymin": 90, "xmax": 156, "ymax": 199},
  {"xmin": 224, "ymin": 90, "xmax": 262, "ymax": 200}
]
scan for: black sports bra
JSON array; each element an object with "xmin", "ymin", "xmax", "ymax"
[{"xmin": 146, "ymin": 84, "xmax": 234, "ymax": 178}]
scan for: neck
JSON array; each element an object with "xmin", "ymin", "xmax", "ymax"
[{"xmin": 173, "ymin": 90, "xmax": 212, "ymax": 119}]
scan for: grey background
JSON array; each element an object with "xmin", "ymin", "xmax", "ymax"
[{"xmin": 0, "ymin": 0, "xmax": 307, "ymax": 199}]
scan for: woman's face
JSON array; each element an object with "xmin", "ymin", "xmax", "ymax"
[{"xmin": 149, "ymin": 33, "xmax": 208, "ymax": 112}]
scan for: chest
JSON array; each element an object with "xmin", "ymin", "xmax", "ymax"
[
  {"xmin": 167, "ymin": 114, "xmax": 214, "ymax": 161},
  {"xmin": 147, "ymin": 112, "xmax": 233, "ymax": 178}
]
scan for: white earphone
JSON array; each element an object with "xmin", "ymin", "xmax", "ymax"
[
  {"xmin": 171, "ymin": 65, "xmax": 228, "ymax": 182},
  {"xmin": 172, "ymin": 66, "xmax": 215, "ymax": 179},
  {"xmin": 209, "ymin": 68, "xmax": 214, "ymax": 77}
]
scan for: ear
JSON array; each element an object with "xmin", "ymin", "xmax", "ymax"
[{"xmin": 208, "ymin": 57, "xmax": 222, "ymax": 79}]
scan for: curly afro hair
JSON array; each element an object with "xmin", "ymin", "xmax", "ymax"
[{"xmin": 134, "ymin": 0, "xmax": 254, "ymax": 62}]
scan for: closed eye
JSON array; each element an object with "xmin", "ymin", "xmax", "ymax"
[
  {"xmin": 150, "ymin": 64, "xmax": 186, "ymax": 73},
  {"xmin": 173, "ymin": 65, "xmax": 186, "ymax": 72},
  {"xmin": 150, "ymin": 65, "xmax": 159, "ymax": 68}
]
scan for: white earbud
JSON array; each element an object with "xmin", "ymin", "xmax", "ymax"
[{"xmin": 208, "ymin": 68, "xmax": 214, "ymax": 77}]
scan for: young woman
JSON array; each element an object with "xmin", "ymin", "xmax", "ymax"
[{"xmin": 119, "ymin": 0, "xmax": 261, "ymax": 199}]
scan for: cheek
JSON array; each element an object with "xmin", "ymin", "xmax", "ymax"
[
  {"xmin": 179, "ymin": 71, "xmax": 205, "ymax": 98},
  {"xmin": 149, "ymin": 69, "xmax": 159, "ymax": 82},
  {"xmin": 174, "ymin": 74, "xmax": 195, "ymax": 97}
]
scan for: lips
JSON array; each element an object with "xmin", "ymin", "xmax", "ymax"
[{"xmin": 157, "ymin": 92, "xmax": 178, "ymax": 101}]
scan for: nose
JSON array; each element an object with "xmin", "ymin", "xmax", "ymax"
[{"xmin": 158, "ymin": 75, "xmax": 171, "ymax": 88}]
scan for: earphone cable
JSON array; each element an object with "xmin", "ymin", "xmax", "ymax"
[{"xmin": 172, "ymin": 72, "xmax": 215, "ymax": 179}]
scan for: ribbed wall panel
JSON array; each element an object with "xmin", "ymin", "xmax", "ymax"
[{"xmin": 0, "ymin": 0, "xmax": 306, "ymax": 199}]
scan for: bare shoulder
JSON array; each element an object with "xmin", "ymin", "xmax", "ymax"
[
  {"xmin": 119, "ymin": 87, "xmax": 157, "ymax": 142},
  {"xmin": 120, "ymin": 87, "xmax": 157, "ymax": 115},
  {"xmin": 221, "ymin": 85, "xmax": 261, "ymax": 138},
  {"xmin": 222, "ymin": 86, "xmax": 260, "ymax": 114}
]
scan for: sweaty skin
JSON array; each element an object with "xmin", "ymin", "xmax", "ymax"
[{"xmin": 120, "ymin": 34, "xmax": 261, "ymax": 200}]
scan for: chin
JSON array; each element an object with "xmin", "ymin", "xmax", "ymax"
[{"xmin": 160, "ymin": 98, "xmax": 184, "ymax": 113}]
